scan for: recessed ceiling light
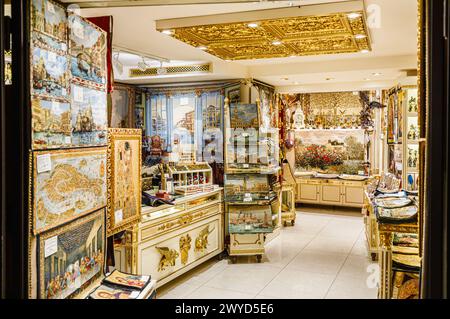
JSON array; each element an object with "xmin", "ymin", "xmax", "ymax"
[
  {"xmin": 325, "ymin": 77, "xmax": 335, "ymax": 81},
  {"xmin": 272, "ymin": 40, "xmax": 282, "ymax": 46},
  {"xmin": 372, "ymin": 72, "xmax": 382, "ymax": 76},
  {"xmin": 197, "ymin": 45, "xmax": 208, "ymax": 50},
  {"xmin": 293, "ymin": 81, "xmax": 300, "ymax": 85},
  {"xmin": 247, "ymin": 22, "xmax": 259, "ymax": 28},
  {"xmin": 360, "ymin": 49, "xmax": 369, "ymax": 53},
  {"xmin": 281, "ymin": 77, "xmax": 289, "ymax": 81},
  {"xmin": 364, "ymin": 78, "xmax": 371, "ymax": 81},
  {"xmin": 347, "ymin": 12, "xmax": 361, "ymax": 19},
  {"xmin": 161, "ymin": 29, "xmax": 174, "ymax": 35},
  {"xmin": 355, "ymin": 34, "xmax": 366, "ymax": 39}
]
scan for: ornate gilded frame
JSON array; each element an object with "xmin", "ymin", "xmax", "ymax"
[
  {"xmin": 107, "ymin": 128, "xmax": 142, "ymax": 236},
  {"xmin": 37, "ymin": 208, "xmax": 105, "ymax": 299},
  {"xmin": 32, "ymin": 147, "xmax": 107, "ymax": 235}
]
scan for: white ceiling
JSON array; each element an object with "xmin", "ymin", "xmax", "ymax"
[{"xmin": 62, "ymin": 0, "xmax": 419, "ymax": 91}]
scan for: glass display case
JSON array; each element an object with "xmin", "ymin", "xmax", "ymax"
[
  {"xmin": 167, "ymin": 162, "xmax": 214, "ymax": 195},
  {"xmin": 224, "ymin": 174, "xmax": 276, "ymax": 204}
]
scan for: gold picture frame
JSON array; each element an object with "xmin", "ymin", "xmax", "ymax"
[
  {"xmin": 107, "ymin": 128, "xmax": 142, "ymax": 236},
  {"xmin": 38, "ymin": 209, "xmax": 105, "ymax": 299},
  {"xmin": 32, "ymin": 147, "xmax": 107, "ymax": 235}
]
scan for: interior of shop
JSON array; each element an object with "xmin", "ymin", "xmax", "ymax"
[{"xmin": 2, "ymin": 0, "xmax": 434, "ymax": 299}]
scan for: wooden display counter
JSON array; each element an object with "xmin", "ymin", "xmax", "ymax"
[
  {"xmin": 295, "ymin": 176, "xmax": 367, "ymax": 208},
  {"xmin": 114, "ymin": 189, "xmax": 224, "ymax": 288}
]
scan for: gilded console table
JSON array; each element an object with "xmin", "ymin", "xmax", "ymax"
[
  {"xmin": 377, "ymin": 221, "xmax": 418, "ymax": 299},
  {"xmin": 114, "ymin": 188, "xmax": 224, "ymax": 288}
]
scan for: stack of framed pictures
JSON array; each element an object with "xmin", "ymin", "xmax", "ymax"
[{"xmin": 29, "ymin": 0, "xmax": 113, "ymax": 299}]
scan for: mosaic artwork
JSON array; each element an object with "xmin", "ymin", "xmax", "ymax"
[
  {"xmin": 107, "ymin": 129, "xmax": 141, "ymax": 236},
  {"xmin": 39, "ymin": 209, "xmax": 105, "ymax": 299},
  {"xmin": 228, "ymin": 205, "xmax": 273, "ymax": 234},
  {"xmin": 32, "ymin": 97, "xmax": 71, "ymax": 149},
  {"xmin": 32, "ymin": 46, "xmax": 68, "ymax": 98},
  {"xmin": 295, "ymin": 129, "xmax": 365, "ymax": 175},
  {"xmin": 31, "ymin": 0, "xmax": 67, "ymax": 42},
  {"xmin": 33, "ymin": 147, "xmax": 107, "ymax": 234},
  {"xmin": 70, "ymin": 83, "xmax": 107, "ymax": 146},
  {"xmin": 68, "ymin": 14, "xmax": 107, "ymax": 87}
]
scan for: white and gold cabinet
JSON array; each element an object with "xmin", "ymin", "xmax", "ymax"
[
  {"xmin": 228, "ymin": 233, "xmax": 265, "ymax": 263},
  {"xmin": 114, "ymin": 189, "xmax": 224, "ymax": 288},
  {"xmin": 297, "ymin": 180, "xmax": 320, "ymax": 203}
]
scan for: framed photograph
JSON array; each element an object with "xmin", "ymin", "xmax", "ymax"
[
  {"xmin": 38, "ymin": 209, "xmax": 105, "ymax": 299},
  {"xmin": 110, "ymin": 84, "xmax": 135, "ymax": 128},
  {"xmin": 70, "ymin": 83, "xmax": 107, "ymax": 146},
  {"xmin": 68, "ymin": 14, "xmax": 107, "ymax": 88},
  {"xmin": 32, "ymin": 147, "xmax": 107, "ymax": 234},
  {"xmin": 107, "ymin": 128, "xmax": 142, "ymax": 236},
  {"xmin": 228, "ymin": 205, "xmax": 273, "ymax": 234},
  {"xmin": 31, "ymin": 0, "xmax": 67, "ymax": 43},
  {"xmin": 32, "ymin": 97, "xmax": 72, "ymax": 149},
  {"xmin": 228, "ymin": 103, "xmax": 259, "ymax": 129}
]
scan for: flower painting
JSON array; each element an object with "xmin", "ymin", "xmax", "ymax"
[
  {"xmin": 39, "ymin": 209, "xmax": 105, "ymax": 299},
  {"xmin": 295, "ymin": 129, "xmax": 365, "ymax": 175},
  {"xmin": 68, "ymin": 14, "xmax": 107, "ymax": 87}
]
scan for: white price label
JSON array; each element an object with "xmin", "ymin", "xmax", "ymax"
[
  {"xmin": 115, "ymin": 209, "xmax": 123, "ymax": 224},
  {"xmin": 37, "ymin": 154, "xmax": 52, "ymax": 173},
  {"xmin": 44, "ymin": 236, "xmax": 58, "ymax": 258},
  {"xmin": 242, "ymin": 164, "xmax": 249, "ymax": 168}
]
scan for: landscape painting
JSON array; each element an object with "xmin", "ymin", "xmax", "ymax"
[
  {"xmin": 31, "ymin": 0, "xmax": 67, "ymax": 42},
  {"xmin": 71, "ymin": 83, "xmax": 107, "ymax": 146},
  {"xmin": 32, "ymin": 97, "xmax": 71, "ymax": 149},
  {"xmin": 32, "ymin": 46, "xmax": 68, "ymax": 98},
  {"xmin": 39, "ymin": 209, "xmax": 105, "ymax": 299},
  {"xmin": 225, "ymin": 175, "xmax": 270, "ymax": 200},
  {"xmin": 228, "ymin": 206, "xmax": 273, "ymax": 234},
  {"xmin": 107, "ymin": 128, "xmax": 141, "ymax": 236},
  {"xmin": 229, "ymin": 103, "xmax": 259, "ymax": 129},
  {"xmin": 33, "ymin": 147, "xmax": 107, "ymax": 234},
  {"xmin": 68, "ymin": 14, "xmax": 107, "ymax": 86},
  {"xmin": 295, "ymin": 129, "xmax": 365, "ymax": 175}
]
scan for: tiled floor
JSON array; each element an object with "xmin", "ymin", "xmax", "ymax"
[{"xmin": 157, "ymin": 207, "xmax": 378, "ymax": 299}]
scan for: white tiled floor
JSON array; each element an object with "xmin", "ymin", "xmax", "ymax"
[{"xmin": 157, "ymin": 207, "xmax": 378, "ymax": 299}]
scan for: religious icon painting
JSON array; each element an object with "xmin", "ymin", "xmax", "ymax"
[
  {"xmin": 38, "ymin": 209, "xmax": 105, "ymax": 299},
  {"xmin": 107, "ymin": 128, "xmax": 142, "ymax": 236},
  {"xmin": 68, "ymin": 14, "xmax": 107, "ymax": 88},
  {"xmin": 102, "ymin": 270, "xmax": 151, "ymax": 290},
  {"xmin": 32, "ymin": 147, "xmax": 107, "ymax": 234}
]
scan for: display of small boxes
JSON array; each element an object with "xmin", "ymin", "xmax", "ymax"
[{"xmin": 167, "ymin": 162, "xmax": 214, "ymax": 195}]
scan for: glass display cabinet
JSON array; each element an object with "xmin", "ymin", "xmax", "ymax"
[{"xmin": 167, "ymin": 162, "xmax": 214, "ymax": 195}]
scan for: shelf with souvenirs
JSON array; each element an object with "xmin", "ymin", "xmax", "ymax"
[{"xmin": 224, "ymin": 96, "xmax": 281, "ymax": 263}]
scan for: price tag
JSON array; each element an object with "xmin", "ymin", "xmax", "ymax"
[
  {"xmin": 44, "ymin": 236, "xmax": 58, "ymax": 258},
  {"xmin": 129, "ymin": 291, "xmax": 140, "ymax": 299},
  {"xmin": 73, "ymin": 85, "xmax": 84, "ymax": 103},
  {"xmin": 115, "ymin": 209, "xmax": 123, "ymax": 224},
  {"xmin": 37, "ymin": 154, "xmax": 52, "ymax": 173}
]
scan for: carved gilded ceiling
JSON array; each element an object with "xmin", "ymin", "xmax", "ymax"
[{"xmin": 160, "ymin": 11, "xmax": 371, "ymax": 60}]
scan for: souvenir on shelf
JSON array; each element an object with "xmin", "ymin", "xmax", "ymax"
[
  {"xmin": 377, "ymin": 173, "xmax": 401, "ymax": 193},
  {"xmin": 224, "ymin": 174, "xmax": 275, "ymax": 203},
  {"xmin": 338, "ymin": 174, "xmax": 369, "ymax": 181},
  {"xmin": 31, "ymin": 0, "xmax": 67, "ymax": 43},
  {"xmin": 166, "ymin": 162, "xmax": 214, "ymax": 195},
  {"xmin": 374, "ymin": 197, "xmax": 412, "ymax": 208},
  {"xmin": 391, "ymin": 270, "xmax": 420, "ymax": 299},
  {"xmin": 89, "ymin": 284, "xmax": 139, "ymax": 299},
  {"xmin": 228, "ymin": 205, "xmax": 273, "ymax": 234},
  {"xmin": 31, "ymin": 97, "xmax": 72, "ymax": 149},
  {"xmin": 38, "ymin": 209, "xmax": 105, "ymax": 299},
  {"xmin": 107, "ymin": 128, "xmax": 142, "ymax": 236},
  {"xmin": 392, "ymin": 253, "xmax": 421, "ymax": 270},
  {"xmin": 68, "ymin": 14, "xmax": 107, "ymax": 88},
  {"xmin": 393, "ymin": 233, "xmax": 419, "ymax": 254},
  {"xmin": 70, "ymin": 83, "xmax": 107, "ymax": 146},
  {"xmin": 102, "ymin": 270, "xmax": 151, "ymax": 290},
  {"xmin": 376, "ymin": 205, "xmax": 418, "ymax": 224},
  {"xmin": 31, "ymin": 45, "xmax": 68, "ymax": 99},
  {"xmin": 32, "ymin": 147, "xmax": 107, "ymax": 234}
]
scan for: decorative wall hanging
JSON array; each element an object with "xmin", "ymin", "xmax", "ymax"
[
  {"xmin": 229, "ymin": 103, "xmax": 259, "ymax": 129},
  {"xmin": 68, "ymin": 14, "xmax": 107, "ymax": 88},
  {"xmin": 31, "ymin": 0, "xmax": 67, "ymax": 43},
  {"xmin": 110, "ymin": 84, "xmax": 134, "ymax": 128},
  {"xmin": 38, "ymin": 209, "xmax": 105, "ymax": 299},
  {"xmin": 107, "ymin": 128, "xmax": 142, "ymax": 236},
  {"xmin": 32, "ymin": 147, "xmax": 107, "ymax": 235},
  {"xmin": 70, "ymin": 83, "xmax": 107, "ymax": 146}
]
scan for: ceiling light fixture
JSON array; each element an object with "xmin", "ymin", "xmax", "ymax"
[
  {"xmin": 372, "ymin": 72, "xmax": 382, "ymax": 76},
  {"xmin": 325, "ymin": 77, "xmax": 335, "ymax": 81},
  {"xmin": 347, "ymin": 12, "xmax": 361, "ymax": 19},
  {"xmin": 137, "ymin": 56, "xmax": 151, "ymax": 71},
  {"xmin": 281, "ymin": 77, "xmax": 289, "ymax": 81},
  {"xmin": 161, "ymin": 29, "xmax": 174, "ymax": 35},
  {"xmin": 247, "ymin": 22, "xmax": 259, "ymax": 28}
]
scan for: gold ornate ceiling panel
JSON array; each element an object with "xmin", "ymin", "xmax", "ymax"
[{"xmin": 160, "ymin": 11, "xmax": 371, "ymax": 60}]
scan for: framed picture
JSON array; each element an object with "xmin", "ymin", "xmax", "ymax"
[
  {"xmin": 224, "ymin": 174, "xmax": 270, "ymax": 201},
  {"xmin": 31, "ymin": 45, "xmax": 68, "ymax": 99},
  {"xmin": 228, "ymin": 103, "xmax": 259, "ymax": 129},
  {"xmin": 70, "ymin": 83, "xmax": 107, "ymax": 146},
  {"xmin": 32, "ymin": 147, "xmax": 107, "ymax": 234},
  {"xmin": 32, "ymin": 97, "xmax": 72, "ymax": 149},
  {"xmin": 110, "ymin": 84, "xmax": 135, "ymax": 128},
  {"xmin": 68, "ymin": 14, "xmax": 107, "ymax": 88},
  {"xmin": 38, "ymin": 209, "xmax": 105, "ymax": 299},
  {"xmin": 227, "ymin": 88, "xmax": 240, "ymax": 104},
  {"xmin": 228, "ymin": 205, "xmax": 273, "ymax": 234},
  {"xmin": 31, "ymin": 0, "xmax": 67, "ymax": 43},
  {"xmin": 107, "ymin": 128, "xmax": 142, "ymax": 236}
]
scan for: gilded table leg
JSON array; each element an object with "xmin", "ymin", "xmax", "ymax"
[{"xmin": 378, "ymin": 231, "xmax": 393, "ymax": 299}]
